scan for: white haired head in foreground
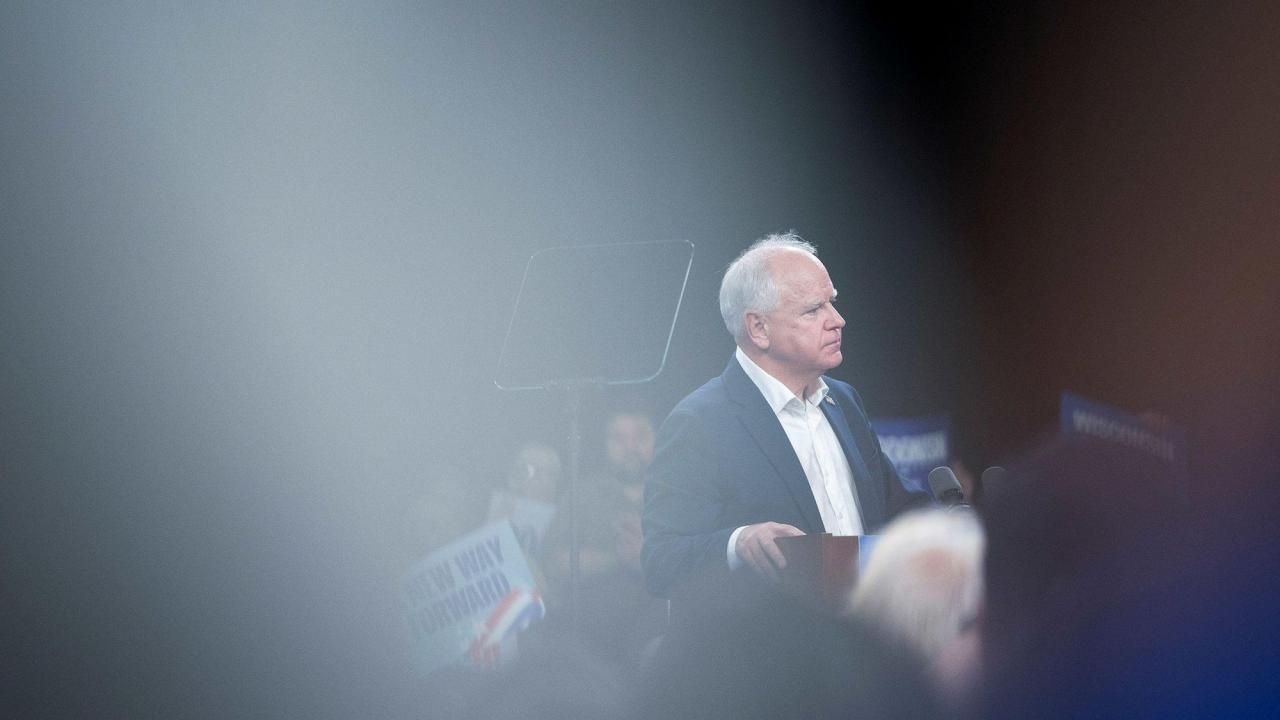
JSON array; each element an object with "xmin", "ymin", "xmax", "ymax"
[{"xmin": 849, "ymin": 508, "xmax": 985, "ymax": 662}]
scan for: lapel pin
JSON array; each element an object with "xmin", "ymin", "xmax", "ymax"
[{"xmin": 825, "ymin": 396, "xmax": 836, "ymax": 406}]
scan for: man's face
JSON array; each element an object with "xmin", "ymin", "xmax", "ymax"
[
  {"xmin": 606, "ymin": 413, "xmax": 655, "ymax": 482},
  {"xmin": 761, "ymin": 251, "xmax": 845, "ymax": 380}
]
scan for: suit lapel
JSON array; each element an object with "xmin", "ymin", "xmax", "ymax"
[
  {"xmin": 722, "ymin": 359, "xmax": 824, "ymax": 533},
  {"xmin": 820, "ymin": 392, "xmax": 883, "ymax": 528}
]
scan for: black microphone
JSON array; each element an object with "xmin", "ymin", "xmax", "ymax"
[
  {"xmin": 928, "ymin": 466, "xmax": 970, "ymax": 509},
  {"xmin": 980, "ymin": 465, "xmax": 1007, "ymax": 489}
]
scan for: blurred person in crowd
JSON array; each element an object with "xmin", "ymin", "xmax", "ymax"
[
  {"xmin": 543, "ymin": 410, "xmax": 653, "ymax": 584},
  {"xmin": 606, "ymin": 411, "xmax": 657, "ymax": 486},
  {"xmin": 849, "ymin": 508, "xmax": 985, "ymax": 710},
  {"xmin": 489, "ymin": 441, "xmax": 562, "ymax": 561},
  {"xmin": 542, "ymin": 411, "xmax": 654, "ymax": 576},
  {"xmin": 538, "ymin": 409, "xmax": 665, "ymax": 670},
  {"xmin": 599, "ymin": 409, "xmax": 655, "ymax": 570},
  {"xmin": 494, "ymin": 442, "xmax": 562, "ymax": 506},
  {"xmin": 974, "ymin": 434, "xmax": 1280, "ymax": 718},
  {"xmin": 643, "ymin": 232, "xmax": 927, "ymax": 599}
]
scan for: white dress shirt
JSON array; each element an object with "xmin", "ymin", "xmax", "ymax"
[{"xmin": 728, "ymin": 348, "xmax": 864, "ymax": 568}]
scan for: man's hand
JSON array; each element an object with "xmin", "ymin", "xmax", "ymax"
[
  {"xmin": 735, "ymin": 522, "xmax": 804, "ymax": 582},
  {"xmin": 614, "ymin": 511, "xmax": 643, "ymax": 570}
]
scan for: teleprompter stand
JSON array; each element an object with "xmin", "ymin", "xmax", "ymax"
[{"xmin": 494, "ymin": 240, "xmax": 694, "ymax": 634}]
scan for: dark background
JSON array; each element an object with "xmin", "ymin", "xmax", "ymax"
[{"xmin": 2, "ymin": 1, "xmax": 1277, "ymax": 716}]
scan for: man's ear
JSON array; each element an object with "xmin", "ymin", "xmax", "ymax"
[{"xmin": 744, "ymin": 311, "xmax": 769, "ymax": 350}]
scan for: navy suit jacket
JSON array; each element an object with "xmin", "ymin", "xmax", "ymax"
[{"xmin": 641, "ymin": 356, "xmax": 928, "ymax": 598}]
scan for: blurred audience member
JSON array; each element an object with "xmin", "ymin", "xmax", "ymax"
[
  {"xmin": 489, "ymin": 441, "xmax": 562, "ymax": 561},
  {"xmin": 544, "ymin": 410, "xmax": 653, "ymax": 582},
  {"xmin": 973, "ymin": 434, "xmax": 1280, "ymax": 718},
  {"xmin": 605, "ymin": 410, "xmax": 657, "ymax": 487},
  {"xmin": 849, "ymin": 508, "xmax": 985, "ymax": 710},
  {"xmin": 496, "ymin": 441, "xmax": 562, "ymax": 505},
  {"xmin": 539, "ymin": 409, "xmax": 664, "ymax": 670}
]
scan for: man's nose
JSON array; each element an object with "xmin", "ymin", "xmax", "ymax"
[{"xmin": 828, "ymin": 305, "xmax": 845, "ymax": 329}]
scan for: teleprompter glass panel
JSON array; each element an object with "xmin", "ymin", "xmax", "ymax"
[{"xmin": 495, "ymin": 240, "xmax": 694, "ymax": 389}]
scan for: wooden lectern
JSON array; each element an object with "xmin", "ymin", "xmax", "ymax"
[{"xmin": 776, "ymin": 534, "xmax": 862, "ymax": 614}]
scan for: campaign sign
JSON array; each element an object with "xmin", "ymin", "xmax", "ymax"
[
  {"xmin": 401, "ymin": 520, "xmax": 544, "ymax": 676},
  {"xmin": 871, "ymin": 415, "xmax": 950, "ymax": 494},
  {"xmin": 1060, "ymin": 392, "xmax": 1189, "ymax": 490}
]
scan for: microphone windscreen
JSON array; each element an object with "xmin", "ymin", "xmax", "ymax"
[
  {"xmin": 981, "ymin": 465, "xmax": 1007, "ymax": 487},
  {"xmin": 928, "ymin": 465, "xmax": 962, "ymax": 499}
]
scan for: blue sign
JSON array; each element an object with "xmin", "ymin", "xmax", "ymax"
[
  {"xmin": 1060, "ymin": 392, "xmax": 1189, "ymax": 491},
  {"xmin": 871, "ymin": 415, "xmax": 950, "ymax": 494},
  {"xmin": 857, "ymin": 535, "xmax": 880, "ymax": 574}
]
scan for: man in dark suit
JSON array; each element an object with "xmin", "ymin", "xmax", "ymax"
[{"xmin": 642, "ymin": 233, "xmax": 927, "ymax": 598}]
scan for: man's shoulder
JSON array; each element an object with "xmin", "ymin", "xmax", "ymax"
[{"xmin": 668, "ymin": 373, "xmax": 732, "ymax": 418}]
